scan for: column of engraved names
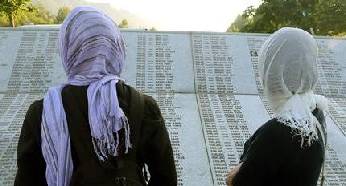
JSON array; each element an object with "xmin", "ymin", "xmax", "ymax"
[
  {"xmin": 135, "ymin": 34, "xmax": 145, "ymax": 91},
  {"xmin": 198, "ymin": 94, "xmax": 251, "ymax": 185},
  {"xmin": 0, "ymin": 94, "xmax": 41, "ymax": 185},
  {"xmin": 135, "ymin": 34, "xmax": 183, "ymax": 184},
  {"xmin": 155, "ymin": 94, "xmax": 184, "ymax": 185},
  {"xmin": 192, "ymin": 34, "xmax": 234, "ymax": 93},
  {"xmin": 315, "ymin": 40, "xmax": 346, "ymax": 98},
  {"xmin": 314, "ymin": 40, "xmax": 346, "ymax": 139},
  {"xmin": 323, "ymin": 147, "xmax": 346, "ymax": 185},
  {"xmin": 154, "ymin": 34, "xmax": 182, "ymax": 184},
  {"xmin": 0, "ymin": 95, "xmax": 13, "ymax": 128},
  {"xmin": 7, "ymin": 32, "xmax": 35, "ymax": 92},
  {"xmin": 247, "ymin": 37, "xmax": 273, "ymax": 116},
  {"xmin": 0, "ymin": 31, "xmax": 13, "ymax": 88},
  {"xmin": 7, "ymin": 31, "xmax": 58, "ymax": 93},
  {"xmin": 0, "ymin": 94, "xmax": 26, "ymax": 184},
  {"xmin": 328, "ymin": 98, "xmax": 346, "ymax": 136},
  {"xmin": 219, "ymin": 95, "xmax": 251, "ymax": 162},
  {"xmin": 135, "ymin": 34, "xmax": 174, "ymax": 92},
  {"xmin": 198, "ymin": 94, "xmax": 224, "ymax": 185},
  {"xmin": 219, "ymin": 95, "xmax": 251, "ymax": 184},
  {"xmin": 36, "ymin": 31, "xmax": 58, "ymax": 92},
  {"xmin": 155, "ymin": 35, "xmax": 173, "ymax": 92}
]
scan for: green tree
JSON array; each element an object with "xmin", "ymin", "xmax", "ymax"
[
  {"xmin": 0, "ymin": 0, "xmax": 32, "ymax": 27},
  {"xmin": 227, "ymin": 14, "xmax": 249, "ymax": 32},
  {"xmin": 228, "ymin": 0, "xmax": 346, "ymax": 36},
  {"xmin": 55, "ymin": 6, "xmax": 70, "ymax": 24},
  {"xmin": 118, "ymin": 19, "xmax": 128, "ymax": 28},
  {"xmin": 0, "ymin": 12, "xmax": 10, "ymax": 26},
  {"xmin": 26, "ymin": 5, "xmax": 54, "ymax": 25},
  {"xmin": 0, "ymin": 4, "xmax": 55, "ymax": 27},
  {"xmin": 315, "ymin": 0, "xmax": 346, "ymax": 35}
]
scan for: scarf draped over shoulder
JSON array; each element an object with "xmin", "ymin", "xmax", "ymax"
[{"xmin": 41, "ymin": 6, "xmax": 130, "ymax": 186}]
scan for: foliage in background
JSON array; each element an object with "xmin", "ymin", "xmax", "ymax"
[
  {"xmin": 0, "ymin": 0, "xmax": 71, "ymax": 27},
  {"xmin": 227, "ymin": 0, "xmax": 346, "ymax": 36},
  {"xmin": 24, "ymin": 5, "xmax": 55, "ymax": 25},
  {"xmin": 0, "ymin": 4, "xmax": 55, "ymax": 26},
  {"xmin": 55, "ymin": 6, "xmax": 70, "ymax": 24},
  {"xmin": 0, "ymin": 12, "xmax": 9, "ymax": 26},
  {"xmin": 0, "ymin": 1, "xmax": 132, "ymax": 29},
  {"xmin": 0, "ymin": 0, "xmax": 32, "ymax": 27},
  {"xmin": 315, "ymin": 0, "xmax": 346, "ymax": 35}
]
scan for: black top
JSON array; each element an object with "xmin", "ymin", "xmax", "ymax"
[
  {"xmin": 15, "ymin": 81, "xmax": 177, "ymax": 186},
  {"xmin": 233, "ymin": 109, "xmax": 326, "ymax": 186}
]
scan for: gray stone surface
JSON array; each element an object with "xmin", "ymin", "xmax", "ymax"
[{"xmin": 0, "ymin": 27, "xmax": 345, "ymax": 185}]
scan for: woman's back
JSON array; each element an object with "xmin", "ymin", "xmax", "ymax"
[
  {"xmin": 233, "ymin": 109, "xmax": 325, "ymax": 186},
  {"xmin": 15, "ymin": 81, "xmax": 177, "ymax": 186}
]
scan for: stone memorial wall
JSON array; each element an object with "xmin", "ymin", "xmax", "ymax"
[{"xmin": 0, "ymin": 27, "xmax": 345, "ymax": 185}]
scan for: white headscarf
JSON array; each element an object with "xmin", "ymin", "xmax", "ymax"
[
  {"xmin": 41, "ymin": 6, "xmax": 130, "ymax": 186},
  {"xmin": 258, "ymin": 27, "xmax": 328, "ymax": 146}
]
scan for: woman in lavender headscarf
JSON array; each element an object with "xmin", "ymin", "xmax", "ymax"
[
  {"xmin": 226, "ymin": 27, "xmax": 328, "ymax": 186},
  {"xmin": 15, "ymin": 6, "xmax": 176, "ymax": 186}
]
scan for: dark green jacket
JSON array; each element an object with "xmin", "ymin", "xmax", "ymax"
[{"xmin": 15, "ymin": 81, "xmax": 177, "ymax": 186}]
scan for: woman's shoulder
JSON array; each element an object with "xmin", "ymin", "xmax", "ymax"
[
  {"xmin": 255, "ymin": 118, "xmax": 290, "ymax": 135},
  {"xmin": 142, "ymin": 95, "xmax": 164, "ymax": 122},
  {"xmin": 20, "ymin": 99, "xmax": 44, "ymax": 141},
  {"xmin": 27, "ymin": 99, "xmax": 44, "ymax": 118},
  {"xmin": 260, "ymin": 117, "xmax": 324, "ymax": 149},
  {"xmin": 249, "ymin": 118, "xmax": 295, "ymax": 146},
  {"xmin": 24, "ymin": 99, "xmax": 44, "ymax": 127},
  {"xmin": 117, "ymin": 81, "xmax": 163, "ymax": 122}
]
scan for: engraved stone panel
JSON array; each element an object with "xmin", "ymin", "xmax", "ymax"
[
  {"xmin": 315, "ymin": 38, "xmax": 346, "ymax": 98},
  {"xmin": 0, "ymin": 30, "xmax": 65, "ymax": 93},
  {"xmin": 192, "ymin": 33, "xmax": 258, "ymax": 95},
  {"xmin": 122, "ymin": 31, "xmax": 194, "ymax": 93},
  {"xmin": 0, "ymin": 93, "xmax": 43, "ymax": 184},
  {"xmin": 0, "ymin": 28, "xmax": 345, "ymax": 186},
  {"xmin": 149, "ymin": 93, "xmax": 213, "ymax": 186}
]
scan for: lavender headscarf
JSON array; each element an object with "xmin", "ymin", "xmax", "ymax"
[{"xmin": 41, "ymin": 6, "xmax": 130, "ymax": 186}]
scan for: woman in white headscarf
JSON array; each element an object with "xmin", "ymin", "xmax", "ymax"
[
  {"xmin": 15, "ymin": 6, "xmax": 177, "ymax": 186},
  {"xmin": 226, "ymin": 27, "xmax": 328, "ymax": 186}
]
